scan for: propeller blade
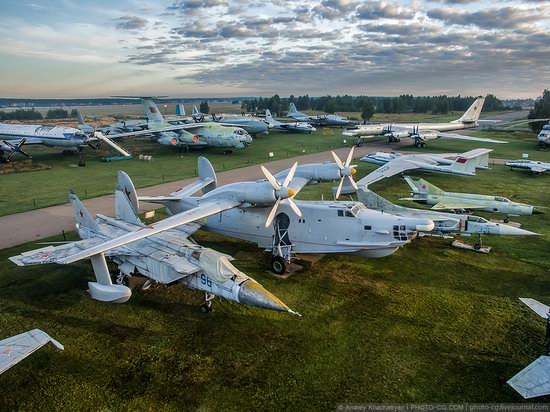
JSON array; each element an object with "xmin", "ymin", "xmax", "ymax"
[
  {"xmin": 335, "ymin": 178, "xmax": 344, "ymax": 199},
  {"xmin": 347, "ymin": 175, "xmax": 358, "ymax": 190},
  {"xmin": 282, "ymin": 162, "xmax": 298, "ymax": 188},
  {"xmin": 265, "ymin": 198, "xmax": 282, "ymax": 228},
  {"xmin": 261, "ymin": 165, "xmax": 281, "ymax": 190},
  {"xmin": 331, "ymin": 151, "xmax": 344, "ymax": 169},
  {"xmin": 344, "ymin": 146, "xmax": 354, "ymax": 167},
  {"xmin": 286, "ymin": 198, "xmax": 302, "ymax": 217}
]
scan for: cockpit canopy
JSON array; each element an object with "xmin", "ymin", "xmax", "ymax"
[
  {"xmin": 493, "ymin": 196, "xmax": 510, "ymax": 202},
  {"xmin": 467, "ymin": 215, "xmax": 488, "ymax": 223}
]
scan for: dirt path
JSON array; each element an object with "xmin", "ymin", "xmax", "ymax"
[{"xmin": 0, "ymin": 141, "xmax": 510, "ymax": 249}]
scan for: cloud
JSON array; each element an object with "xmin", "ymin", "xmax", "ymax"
[
  {"xmin": 427, "ymin": 6, "xmax": 541, "ymax": 29},
  {"xmin": 115, "ymin": 16, "xmax": 148, "ymax": 30},
  {"xmin": 356, "ymin": 1, "xmax": 416, "ymax": 20}
]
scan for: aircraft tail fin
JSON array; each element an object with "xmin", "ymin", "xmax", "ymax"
[
  {"xmin": 265, "ymin": 109, "xmax": 277, "ymax": 126},
  {"xmin": 449, "ymin": 156, "xmax": 478, "ymax": 174},
  {"xmin": 76, "ymin": 110, "xmax": 86, "ymax": 126},
  {"xmin": 142, "ymin": 98, "xmax": 165, "ymax": 125},
  {"xmin": 114, "ymin": 188, "xmax": 142, "ymax": 225},
  {"xmin": 404, "ymin": 176, "xmax": 443, "ymax": 195},
  {"xmin": 117, "ymin": 171, "xmax": 140, "ymax": 214},
  {"xmin": 356, "ymin": 188, "xmax": 396, "ymax": 211},
  {"xmin": 69, "ymin": 191, "xmax": 99, "ymax": 231},
  {"xmin": 198, "ymin": 156, "xmax": 217, "ymax": 194},
  {"xmin": 192, "ymin": 105, "xmax": 199, "ymax": 115},
  {"xmin": 288, "ymin": 103, "xmax": 298, "ymax": 114},
  {"xmin": 176, "ymin": 103, "xmax": 186, "ymax": 116},
  {"xmin": 451, "ymin": 96, "xmax": 485, "ymax": 124},
  {"xmin": 459, "ymin": 148, "xmax": 492, "ymax": 169}
]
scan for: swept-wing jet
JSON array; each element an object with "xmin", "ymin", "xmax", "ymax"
[
  {"xmin": 357, "ymin": 149, "xmax": 492, "ymax": 187},
  {"xmin": 0, "ymin": 122, "xmax": 130, "ymax": 161},
  {"xmin": 402, "ymin": 176, "xmax": 541, "ymax": 217},
  {"xmin": 508, "ymin": 298, "xmax": 550, "ymax": 399},
  {"xmin": 135, "ymin": 151, "xmax": 434, "ymax": 274},
  {"xmin": 505, "ymin": 159, "xmax": 550, "ymax": 174},
  {"xmin": 287, "ymin": 103, "xmax": 351, "ymax": 127},
  {"xmin": 10, "ymin": 176, "xmax": 296, "ymax": 315},
  {"xmin": 264, "ymin": 109, "xmax": 316, "ymax": 134},
  {"xmin": 358, "ymin": 188, "xmax": 538, "ymax": 249},
  {"xmin": 0, "ymin": 329, "xmax": 63, "ymax": 375},
  {"xmin": 109, "ymin": 97, "xmax": 252, "ymax": 154},
  {"xmin": 344, "ymin": 96, "xmax": 506, "ymax": 147},
  {"xmin": 192, "ymin": 105, "xmax": 269, "ymax": 136}
]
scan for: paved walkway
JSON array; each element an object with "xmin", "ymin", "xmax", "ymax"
[{"xmin": 0, "ymin": 140, "xmax": 511, "ymax": 249}]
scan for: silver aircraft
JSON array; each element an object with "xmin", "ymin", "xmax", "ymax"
[
  {"xmin": 192, "ymin": 105, "xmax": 269, "ymax": 136},
  {"xmin": 357, "ymin": 188, "xmax": 538, "ymax": 249},
  {"xmin": 136, "ymin": 150, "xmax": 434, "ymax": 274},
  {"xmin": 357, "ymin": 149, "xmax": 492, "ymax": 187},
  {"xmin": 538, "ymin": 122, "xmax": 550, "ymax": 148},
  {"xmin": 344, "ymin": 96, "xmax": 506, "ymax": 147},
  {"xmin": 508, "ymin": 298, "xmax": 550, "ymax": 399},
  {"xmin": 264, "ymin": 109, "xmax": 316, "ymax": 134},
  {"xmin": 505, "ymin": 159, "xmax": 550, "ymax": 174},
  {"xmin": 287, "ymin": 103, "xmax": 351, "ymax": 127},
  {"xmin": 0, "ymin": 329, "xmax": 63, "ymax": 375},
  {"xmin": 402, "ymin": 176, "xmax": 541, "ymax": 217},
  {"xmin": 10, "ymin": 177, "xmax": 296, "ymax": 315}
]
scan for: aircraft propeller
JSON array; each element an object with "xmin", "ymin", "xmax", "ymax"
[
  {"xmin": 261, "ymin": 162, "xmax": 302, "ymax": 228},
  {"xmin": 4, "ymin": 138, "xmax": 30, "ymax": 161},
  {"xmin": 331, "ymin": 147, "xmax": 358, "ymax": 199}
]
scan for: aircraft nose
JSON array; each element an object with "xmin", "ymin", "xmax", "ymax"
[
  {"xmin": 498, "ymin": 224, "xmax": 539, "ymax": 236},
  {"xmin": 533, "ymin": 208, "xmax": 545, "ymax": 215},
  {"xmin": 238, "ymin": 279, "xmax": 299, "ymax": 315}
]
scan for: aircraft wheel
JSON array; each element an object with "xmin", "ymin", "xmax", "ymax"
[
  {"xmin": 473, "ymin": 243, "xmax": 481, "ymax": 251},
  {"xmin": 504, "ymin": 218, "xmax": 509, "ymax": 223},
  {"xmin": 223, "ymin": 150, "xmax": 233, "ymax": 155},
  {"xmin": 115, "ymin": 273, "xmax": 129, "ymax": 286},
  {"xmin": 200, "ymin": 302, "xmax": 212, "ymax": 313},
  {"xmin": 271, "ymin": 256, "xmax": 287, "ymax": 275}
]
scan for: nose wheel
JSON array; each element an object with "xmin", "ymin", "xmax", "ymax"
[
  {"xmin": 200, "ymin": 293, "xmax": 215, "ymax": 313},
  {"xmin": 270, "ymin": 256, "xmax": 287, "ymax": 275}
]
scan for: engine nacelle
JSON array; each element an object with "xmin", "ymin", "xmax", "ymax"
[
  {"xmin": 88, "ymin": 282, "xmax": 131, "ymax": 303},
  {"xmin": 293, "ymin": 163, "xmax": 341, "ymax": 182}
]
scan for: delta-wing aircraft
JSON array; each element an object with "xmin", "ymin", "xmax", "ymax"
[
  {"xmin": 109, "ymin": 97, "xmax": 252, "ymax": 154},
  {"xmin": 287, "ymin": 103, "xmax": 351, "ymax": 127},
  {"xmin": 344, "ymin": 96, "xmax": 506, "ymax": 147},
  {"xmin": 505, "ymin": 159, "xmax": 550, "ymax": 174},
  {"xmin": 402, "ymin": 176, "xmax": 541, "ymax": 217},
  {"xmin": 134, "ymin": 150, "xmax": 434, "ymax": 274},
  {"xmin": 508, "ymin": 298, "xmax": 550, "ymax": 399},
  {"xmin": 357, "ymin": 149, "xmax": 492, "ymax": 187},
  {"xmin": 265, "ymin": 109, "xmax": 316, "ymax": 134},
  {"xmin": 0, "ymin": 329, "xmax": 63, "ymax": 375},
  {"xmin": 10, "ymin": 176, "xmax": 297, "ymax": 315},
  {"xmin": 358, "ymin": 189, "xmax": 538, "ymax": 249}
]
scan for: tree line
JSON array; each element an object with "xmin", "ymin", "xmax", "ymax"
[
  {"xmin": 0, "ymin": 108, "xmax": 79, "ymax": 121},
  {"xmin": 528, "ymin": 89, "xmax": 550, "ymax": 134},
  {"xmin": 241, "ymin": 94, "xmax": 517, "ymax": 120}
]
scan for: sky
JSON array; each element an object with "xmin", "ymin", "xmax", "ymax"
[{"xmin": 0, "ymin": 0, "xmax": 549, "ymax": 99}]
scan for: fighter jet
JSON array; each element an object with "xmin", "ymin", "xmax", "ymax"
[
  {"xmin": 135, "ymin": 151, "xmax": 434, "ymax": 274},
  {"xmin": 537, "ymin": 122, "xmax": 550, "ymax": 148},
  {"xmin": 508, "ymin": 298, "xmax": 550, "ymax": 399},
  {"xmin": 343, "ymin": 96, "xmax": 506, "ymax": 147},
  {"xmin": 0, "ymin": 329, "xmax": 63, "ymax": 375},
  {"xmin": 357, "ymin": 149, "xmax": 492, "ymax": 187},
  {"xmin": 264, "ymin": 109, "xmax": 316, "ymax": 134},
  {"xmin": 192, "ymin": 106, "xmax": 269, "ymax": 136},
  {"xmin": 10, "ymin": 177, "xmax": 297, "ymax": 315},
  {"xmin": 402, "ymin": 176, "xmax": 541, "ymax": 217},
  {"xmin": 357, "ymin": 188, "xmax": 538, "ymax": 249},
  {"xmin": 0, "ymin": 122, "xmax": 130, "ymax": 162},
  {"xmin": 287, "ymin": 103, "xmax": 351, "ymax": 127},
  {"xmin": 505, "ymin": 159, "xmax": 550, "ymax": 174},
  {"xmin": 109, "ymin": 97, "xmax": 252, "ymax": 154}
]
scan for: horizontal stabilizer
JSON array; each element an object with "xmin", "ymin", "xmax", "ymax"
[
  {"xmin": 520, "ymin": 298, "xmax": 550, "ymax": 319},
  {"xmin": 93, "ymin": 132, "xmax": 132, "ymax": 157},
  {"xmin": 437, "ymin": 132, "xmax": 507, "ymax": 144},
  {"xmin": 138, "ymin": 195, "xmax": 182, "ymax": 203},
  {"xmin": 508, "ymin": 355, "xmax": 550, "ymax": 399}
]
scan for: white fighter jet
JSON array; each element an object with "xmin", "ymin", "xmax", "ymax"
[
  {"xmin": 343, "ymin": 96, "xmax": 506, "ymax": 147},
  {"xmin": 357, "ymin": 149, "xmax": 492, "ymax": 187},
  {"xmin": 0, "ymin": 329, "xmax": 63, "ymax": 375},
  {"xmin": 505, "ymin": 159, "xmax": 550, "ymax": 174}
]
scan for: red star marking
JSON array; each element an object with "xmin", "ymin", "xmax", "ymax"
[{"xmin": 0, "ymin": 347, "xmax": 12, "ymax": 356}]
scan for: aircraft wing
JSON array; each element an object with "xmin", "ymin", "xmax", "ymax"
[
  {"xmin": 57, "ymin": 199, "xmax": 241, "ymax": 264},
  {"xmin": 4, "ymin": 137, "xmax": 44, "ymax": 145},
  {"xmin": 356, "ymin": 159, "xmax": 420, "ymax": 187},
  {"xmin": 530, "ymin": 165, "xmax": 549, "ymax": 173},
  {"xmin": 433, "ymin": 132, "xmax": 507, "ymax": 144},
  {"xmin": 508, "ymin": 355, "xmax": 550, "ymax": 399},
  {"xmin": 430, "ymin": 201, "xmax": 485, "ymax": 211},
  {"xmin": 0, "ymin": 329, "xmax": 63, "ymax": 375},
  {"xmin": 107, "ymin": 123, "xmax": 206, "ymax": 139}
]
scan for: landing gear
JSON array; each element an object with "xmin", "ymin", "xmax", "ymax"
[
  {"xmin": 223, "ymin": 149, "xmax": 233, "ymax": 155},
  {"xmin": 114, "ymin": 272, "xmax": 129, "ymax": 286},
  {"xmin": 200, "ymin": 293, "xmax": 215, "ymax": 313},
  {"xmin": 473, "ymin": 234, "xmax": 483, "ymax": 251},
  {"xmin": 414, "ymin": 139, "xmax": 426, "ymax": 148},
  {"xmin": 270, "ymin": 256, "xmax": 287, "ymax": 275}
]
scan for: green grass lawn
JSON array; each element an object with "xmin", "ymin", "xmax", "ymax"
[{"xmin": 1, "ymin": 156, "xmax": 549, "ymax": 409}]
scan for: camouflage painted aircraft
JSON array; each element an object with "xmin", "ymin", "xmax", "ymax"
[
  {"xmin": 265, "ymin": 109, "xmax": 316, "ymax": 134},
  {"xmin": 287, "ymin": 103, "xmax": 351, "ymax": 127},
  {"xmin": 402, "ymin": 176, "xmax": 541, "ymax": 217},
  {"xmin": 10, "ymin": 175, "xmax": 297, "ymax": 315}
]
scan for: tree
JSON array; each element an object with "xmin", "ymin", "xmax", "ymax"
[
  {"xmin": 70, "ymin": 109, "xmax": 78, "ymax": 118},
  {"xmin": 199, "ymin": 101, "xmax": 209, "ymax": 114},
  {"xmin": 46, "ymin": 108, "xmax": 69, "ymax": 119},
  {"xmin": 361, "ymin": 99, "xmax": 375, "ymax": 122},
  {"xmin": 528, "ymin": 89, "xmax": 550, "ymax": 134}
]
